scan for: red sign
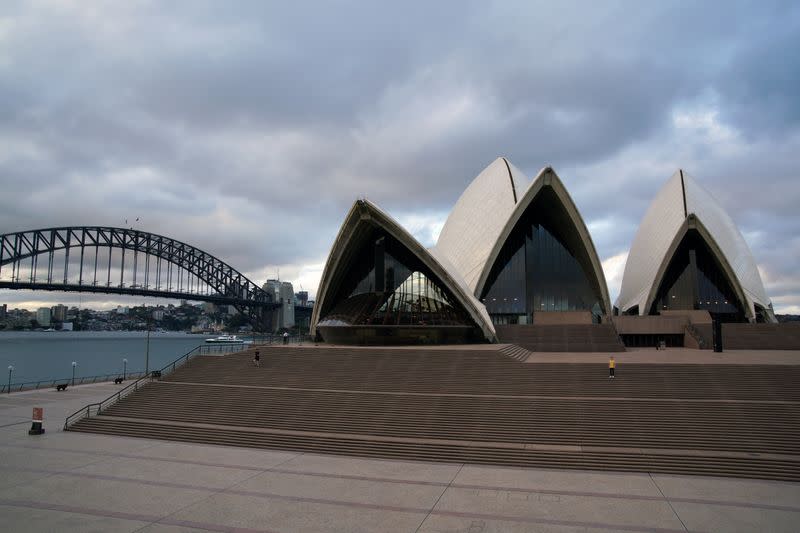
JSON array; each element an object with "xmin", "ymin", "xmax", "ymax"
[{"xmin": 32, "ymin": 407, "xmax": 43, "ymax": 422}]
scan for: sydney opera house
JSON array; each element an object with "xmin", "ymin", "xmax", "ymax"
[{"xmin": 310, "ymin": 158, "xmax": 777, "ymax": 347}]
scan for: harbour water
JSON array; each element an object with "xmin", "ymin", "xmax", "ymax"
[{"xmin": 0, "ymin": 331, "xmax": 211, "ymax": 385}]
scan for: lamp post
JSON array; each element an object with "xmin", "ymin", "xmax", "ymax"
[
  {"xmin": 123, "ymin": 358, "xmax": 128, "ymax": 380},
  {"xmin": 7, "ymin": 365, "xmax": 13, "ymax": 394},
  {"xmin": 71, "ymin": 361, "xmax": 77, "ymax": 387},
  {"xmin": 145, "ymin": 321, "xmax": 151, "ymax": 376}
]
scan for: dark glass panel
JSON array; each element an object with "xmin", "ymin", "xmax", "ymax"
[
  {"xmin": 319, "ymin": 228, "xmax": 473, "ymax": 327},
  {"xmin": 481, "ymin": 187, "xmax": 603, "ymax": 324},
  {"xmin": 650, "ymin": 230, "xmax": 745, "ymax": 321}
]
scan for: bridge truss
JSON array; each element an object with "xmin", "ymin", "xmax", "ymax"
[{"xmin": 0, "ymin": 227, "xmax": 279, "ymax": 329}]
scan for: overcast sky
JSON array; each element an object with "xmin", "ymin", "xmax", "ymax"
[{"xmin": 1, "ymin": 1, "xmax": 799, "ymax": 313}]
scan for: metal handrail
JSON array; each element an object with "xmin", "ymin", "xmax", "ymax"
[
  {"xmin": 686, "ymin": 322, "xmax": 708, "ymax": 349},
  {"xmin": 1, "ymin": 371, "xmax": 149, "ymax": 394},
  {"xmin": 63, "ymin": 343, "xmax": 245, "ymax": 429},
  {"xmin": 249, "ymin": 333, "xmax": 312, "ymax": 346}
]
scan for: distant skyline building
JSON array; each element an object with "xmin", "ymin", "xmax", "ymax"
[
  {"xmin": 36, "ymin": 307, "xmax": 51, "ymax": 326},
  {"xmin": 296, "ymin": 291, "xmax": 309, "ymax": 307},
  {"xmin": 0, "ymin": 303, "xmax": 6, "ymax": 320},
  {"xmin": 51, "ymin": 304, "xmax": 68, "ymax": 322},
  {"xmin": 263, "ymin": 279, "xmax": 295, "ymax": 331}
]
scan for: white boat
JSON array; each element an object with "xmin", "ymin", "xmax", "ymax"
[{"xmin": 205, "ymin": 335, "xmax": 246, "ymax": 344}]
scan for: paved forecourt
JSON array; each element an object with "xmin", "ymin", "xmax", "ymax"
[{"xmin": 1, "ymin": 382, "xmax": 799, "ymax": 532}]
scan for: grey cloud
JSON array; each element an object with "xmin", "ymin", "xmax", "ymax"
[
  {"xmin": 713, "ymin": 3, "xmax": 800, "ymax": 135},
  {"xmin": 1, "ymin": 1, "xmax": 799, "ymax": 310}
]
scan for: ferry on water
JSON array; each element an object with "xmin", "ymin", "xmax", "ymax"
[{"xmin": 204, "ymin": 335, "xmax": 249, "ymax": 344}]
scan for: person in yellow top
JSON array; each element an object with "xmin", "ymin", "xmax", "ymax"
[{"xmin": 609, "ymin": 356, "xmax": 616, "ymax": 379}]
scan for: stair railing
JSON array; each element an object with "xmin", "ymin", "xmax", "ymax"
[
  {"xmin": 63, "ymin": 343, "xmax": 245, "ymax": 430},
  {"xmin": 685, "ymin": 322, "xmax": 707, "ymax": 349},
  {"xmin": 2, "ymin": 371, "xmax": 147, "ymax": 394}
]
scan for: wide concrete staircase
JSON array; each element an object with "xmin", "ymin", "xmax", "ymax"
[
  {"xmin": 69, "ymin": 346, "xmax": 800, "ymax": 481},
  {"xmin": 495, "ymin": 324, "xmax": 626, "ymax": 352}
]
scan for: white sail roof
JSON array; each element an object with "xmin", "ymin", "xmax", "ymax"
[
  {"xmin": 434, "ymin": 157, "xmax": 528, "ymax": 294},
  {"xmin": 473, "ymin": 166, "xmax": 611, "ymax": 314},
  {"xmin": 310, "ymin": 199, "xmax": 496, "ymax": 341},
  {"xmin": 616, "ymin": 170, "xmax": 771, "ymax": 320}
]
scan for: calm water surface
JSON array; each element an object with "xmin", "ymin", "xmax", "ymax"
[{"xmin": 0, "ymin": 331, "xmax": 213, "ymax": 384}]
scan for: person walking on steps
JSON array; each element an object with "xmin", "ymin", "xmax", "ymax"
[
  {"xmin": 253, "ymin": 350, "xmax": 261, "ymax": 367},
  {"xmin": 609, "ymin": 356, "xmax": 616, "ymax": 379}
]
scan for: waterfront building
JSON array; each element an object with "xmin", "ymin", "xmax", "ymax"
[
  {"xmin": 436, "ymin": 161, "xmax": 609, "ymax": 326},
  {"xmin": 51, "ymin": 304, "xmax": 68, "ymax": 322},
  {"xmin": 616, "ymin": 170, "xmax": 775, "ymax": 323},
  {"xmin": 311, "ymin": 159, "xmax": 776, "ymax": 345},
  {"xmin": 0, "ymin": 303, "xmax": 6, "ymax": 320},
  {"xmin": 262, "ymin": 279, "xmax": 296, "ymax": 331},
  {"xmin": 263, "ymin": 280, "xmax": 279, "ymax": 299},
  {"xmin": 279, "ymin": 282, "xmax": 295, "ymax": 328},
  {"xmin": 311, "ymin": 199, "xmax": 493, "ymax": 345},
  {"xmin": 36, "ymin": 307, "xmax": 51, "ymax": 326}
]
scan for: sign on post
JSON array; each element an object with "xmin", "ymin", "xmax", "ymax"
[{"xmin": 29, "ymin": 407, "xmax": 45, "ymax": 435}]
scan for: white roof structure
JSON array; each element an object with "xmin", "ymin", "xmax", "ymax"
[
  {"xmin": 310, "ymin": 199, "xmax": 496, "ymax": 341},
  {"xmin": 313, "ymin": 159, "xmax": 615, "ymax": 343},
  {"xmin": 616, "ymin": 170, "xmax": 772, "ymax": 321},
  {"xmin": 434, "ymin": 157, "xmax": 528, "ymax": 294},
  {"xmin": 472, "ymin": 166, "xmax": 612, "ymax": 314}
]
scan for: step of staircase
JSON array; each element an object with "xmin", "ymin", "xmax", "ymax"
[
  {"xmin": 497, "ymin": 344, "xmax": 532, "ymax": 361},
  {"xmin": 67, "ymin": 346, "xmax": 800, "ymax": 481},
  {"xmin": 71, "ymin": 416, "xmax": 800, "ymax": 482}
]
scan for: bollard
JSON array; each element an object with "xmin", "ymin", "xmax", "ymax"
[{"xmin": 28, "ymin": 407, "xmax": 45, "ymax": 435}]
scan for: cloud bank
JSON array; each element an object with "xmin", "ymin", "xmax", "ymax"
[{"xmin": 1, "ymin": 1, "xmax": 798, "ymax": 312}]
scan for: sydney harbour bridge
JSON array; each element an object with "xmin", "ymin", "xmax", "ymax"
[{"xmin": 0, "ymin": 226, "xmax": 281, "ymax": 329}]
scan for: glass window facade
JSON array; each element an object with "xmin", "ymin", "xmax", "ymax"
[
  {"xmin": 650, "ymin": 230, "xmax": 745, "ymax": 321},
  {"xmin": 319, "ymin": 228, "xmax": 473, "ymax": 327},
  {"xmin": 480, "ymin": 187, "xmax": 604, "ymax": 324}
]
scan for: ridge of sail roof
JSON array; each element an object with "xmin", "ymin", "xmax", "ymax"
[
  {"xmin": 474, "ymin": 166, "xmax": 612, "ymax": 315},
  {"xmin": 616, "ymin": 170, "xmax": 685, "ymax": 314},
  {"xmin": 616, "ymin": 170, "xmax": 771, "ymax": 319},
  {"xmin": 435, "ymin": 157, "xmax": 529, "ymax": 294},
  {"xmin": 310, "ymin": 199, "xmax": 497, "ymax": 341},
  {"xmin": 682, "ymin": 171, "xmax": 770, "ymax": 314}
]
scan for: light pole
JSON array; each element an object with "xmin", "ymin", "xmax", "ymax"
[
  {"xmin": 7, "ymin": 365, "xmax": 13, "ymax": 394},
  {"xmin": 145, "ymin": 321, "xmax": 151, "ymax": 376},
  {"xmin": 123, "ymin": 358, "xmax": 128, "ymax": 380},
  {"xmin": 71, "ymin": 361, "xmax": 77, "ymax": 387}
]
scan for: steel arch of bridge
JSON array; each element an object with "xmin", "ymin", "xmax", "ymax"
[{"xmin": 0, "ymin": 226, "xmax": 278, "ymax": 328}]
